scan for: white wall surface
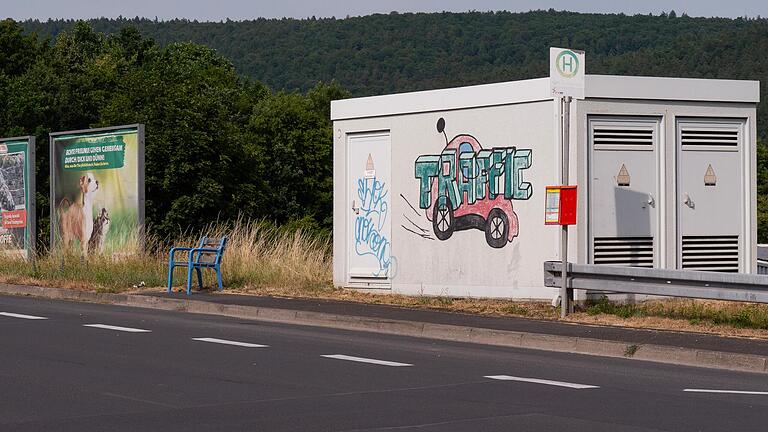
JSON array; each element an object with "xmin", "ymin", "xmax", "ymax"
[{"xmin": 334, "ymin": 101, "xmax": 560, "ymax": 299}]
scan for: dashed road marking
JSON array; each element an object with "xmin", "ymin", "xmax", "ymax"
[
  {"xmin": 0, "ymin": 312, "xmax": 48, "ymax": 320},
  {"xmin": 192, "ymin": 337, "xmax": 268, "ymax": 348},
  {"xmin": 684, "ymin": 389, "xmax": 768, "ymax": 395},
  {"xmin": 321, "ymin": 354, "xmax": 412, "ymax": 367},
  {"xmin": 83, "ymin": 324, "xmax": 151, "ymax": 333},
  {"xmin": 485, "ymin": 375, "xmax": 599, "ymax": 389}
]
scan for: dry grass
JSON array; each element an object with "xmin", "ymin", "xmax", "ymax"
[
  {"xmin": 574, "ymin": 296, "xmax": 768, "ymax": 338},
  {"xmin": 0, "ymin": 219, "xmax": 332, "ymax": 293},
  {"xmin": 222, "ymin": 284, "xmax": 559, "ymax": 319},
  {"xmin": 568, "ymin": 310, "xmax": 768, "ymax": 339}
]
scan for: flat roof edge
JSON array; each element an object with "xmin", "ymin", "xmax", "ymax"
[
  {"xmin": 331, "ymin": 78, "xmax": 551, "ymax": 121},
  {"xmin": 331, "ymin": 75, "xmax": 759, "ymax": 121},
  {"xmin": 586, "ymin": 75, "xmax": 760, "ymax": 105}
]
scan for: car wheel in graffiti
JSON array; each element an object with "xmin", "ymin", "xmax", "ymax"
[
  {"xmin": 432, "ymin": 195, "xmax": 454, "ymax": 240},
  {"xmin": 484, "ymin": 208, "xmax": 509, "ymax": 248},
  {"xmin": 413, "ymin": 118, "xmax": 532, "ymax": 248}
]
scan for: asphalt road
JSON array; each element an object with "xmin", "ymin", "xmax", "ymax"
[{"xmin": 1, "ymin": 295, "xmax": 767, "ymax": 431}]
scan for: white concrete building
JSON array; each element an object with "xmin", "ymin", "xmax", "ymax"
[{"xmin": 331, "ymin": 75, "xmax": 760, "ymax": 299}]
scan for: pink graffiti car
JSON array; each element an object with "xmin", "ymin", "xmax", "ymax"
[{"xmin": 425, "ymin": 119, "xmax": 520, "ymax": 248}]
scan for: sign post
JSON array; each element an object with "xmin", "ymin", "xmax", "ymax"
[{"xmin": 550, "ymin": 47, "xmax": 585, "ymax": 317}]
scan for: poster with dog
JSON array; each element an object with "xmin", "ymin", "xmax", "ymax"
[
  {"xmin": 50, "ymin": 125, "xmax": 144, "ymax": 256},
  {"xmin": 0, "ymin": 137, "xmax": 35, "ymax": 260}
]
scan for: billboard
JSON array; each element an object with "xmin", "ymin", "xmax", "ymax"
[
  {"xmin": 50, "ymin": 125, "xmax": 145, "ymax": 256},
  {"xmin": 0, "ymin": 136, "xmax": 35, "ymax": 260}
]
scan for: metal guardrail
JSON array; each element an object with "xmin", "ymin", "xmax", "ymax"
[
  {"xmin": 544, "ymin": 261, "xmax": 768, "ymax": 304},
  {"xmin": 758, "ymin": 260, "xmax": 768, "ymax": 275}
]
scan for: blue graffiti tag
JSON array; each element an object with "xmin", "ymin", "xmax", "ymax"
[{"xmin": 354, "ymin": 176, "xmax": 391, "ymax": 276}]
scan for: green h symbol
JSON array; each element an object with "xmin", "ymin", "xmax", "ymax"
[
  {"xmin": 556, "ymin": 50, "xmax": 579, "ymax": 77},
  {"xmin": 561, "ymin": 55, "xmax": 574, "ymax": 73}
]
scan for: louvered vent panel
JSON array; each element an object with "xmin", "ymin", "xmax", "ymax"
[
  {"xmin": 593, "ymin": 128, "xmax": 654, "ymax": 147},
  {"xmin": 681, "ymin": 235, "xmax": 739, "ymax": 272},
  {"xmin": 680, "ymin": 128, "xmax": 739, "ymax": 148},
  {"xmin": 593, "ymin": 237, "xmax": 654, "ymax": 267}
]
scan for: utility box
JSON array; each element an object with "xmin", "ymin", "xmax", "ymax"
[
  {"xmin": 545, "ymin": 186, "xmax": 577, "ymax": 225},
  {"xmin": 331, "ymin": 75, "xmax": 759, "ymax": 299}
]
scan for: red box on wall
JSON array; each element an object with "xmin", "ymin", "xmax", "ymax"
[{"xmin": 545, "ymin": 186, "xmax": 577, "ymax": 226}]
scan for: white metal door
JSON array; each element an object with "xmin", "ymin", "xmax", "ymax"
[
  {"xmin": 677, "ymin": 119, "xmax": 744, "ymax": 272},
  {"xmin": 347, "ymin": 132, "xmax": 392, "ymax": 279},
  {"xmin": 589, "ymin": 117, "xmax": 660, "ymax": 267}
]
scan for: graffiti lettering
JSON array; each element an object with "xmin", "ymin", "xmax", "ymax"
[
  {"xmin": 354, "ymin": 176, "xmax": 391, "ymax": 276},
  {"xmin": 415, "ymin": 147, "xmax": 532, "ymax": 210},
  {"xmin": 406, "ymin": 118, "xmax": 533, "ymax": 249}
]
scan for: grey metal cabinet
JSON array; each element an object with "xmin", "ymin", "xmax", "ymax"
[
  {"xmin": 588, "ymin": 117, "xmax": 661, "ymax": 267},
  {"xmin": 677, "ymin": 119, "xmax": 744, "ymax": 272}
]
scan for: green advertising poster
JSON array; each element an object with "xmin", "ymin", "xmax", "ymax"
[
  {"xmin": 0, "ymin": 136, "xmax": 35, "ymax": 260},
  {"xmin": 50, "ymin": 125, "xmax": 145, "ymax": 256}
]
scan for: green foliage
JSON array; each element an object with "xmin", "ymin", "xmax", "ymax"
[
  {"xmin": 4, "ymin": 12, "xmax": 768, "ymax": 241},
  {"xmin": 245, "ymin": 82, "xmax": 348, "ymax": 230},
  {"xmin": 758, "ymin": 139, "xmax": 768, "ymax": 242},
  {"xmin": 586, "ymin": 296, "xmax": 646, "ymax": 318},
  {"xmin": 99, "ymin": 41, "xmax": 268, "ymax": 235},
  {"xmin": 19, "ymin": 11, "xmax": 768, "ymax": 139},
  {"xmin": 586, "ymin": 296, "xmax": 768, "ymax": 330},
  {"xmin": 0, "ymin": 19, "xmax": 44, "ymax": 76},
  {"xmin": 0, "ymin": 20, "xmax": 345, "ymax": 244}
]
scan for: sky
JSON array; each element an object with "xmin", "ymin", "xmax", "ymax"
[{"xmin": 2, "ymin": 0, "xmax": 766, "ymax": 21}]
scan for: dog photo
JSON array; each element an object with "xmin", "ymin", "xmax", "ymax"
[{"xmin": 52, "ymin": 129, "xmax": 141, "ymax": 256}]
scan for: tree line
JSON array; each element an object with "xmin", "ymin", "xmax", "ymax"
[
  {"xmin": 20, "ymin": 10, "xmax": 768, "ymax": 137},
  {"xmin": 1, "ymin": 19, "xmax": 346, "ymax": 245},
  {"xmin": 5, "ymin": 10, "xmax": 768, "ymax": 241}
]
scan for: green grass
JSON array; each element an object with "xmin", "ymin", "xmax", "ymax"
[{"xmin": 584, "ymin": 295, "xmax": 768, "ymax": 330}]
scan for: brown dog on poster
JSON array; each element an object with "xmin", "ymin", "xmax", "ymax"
[{"xmin": 58, "ymin": 173, "xmax": 99, "ymax": 255}]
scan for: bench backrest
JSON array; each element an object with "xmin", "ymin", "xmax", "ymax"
[{"xmin": 197, "ymin": 236, "xmax": 227, "ymax": 265}]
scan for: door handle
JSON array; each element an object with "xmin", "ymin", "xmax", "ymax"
[
  {"xmin": 352, "ymin": 200, "xmax": 359, "ymax": 214},
  {"xmin": 684, "ymin": 194, "xmax": 695, "ymax": 209},
  {"xmin": 647, "ymin": 194, "xmax": 655, "ymax": 208}
]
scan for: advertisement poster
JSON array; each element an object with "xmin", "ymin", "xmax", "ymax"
[
  {"xmin": 0, "ymin": 136, "xmax": 35, "ymax": 260},
  {"xmin": 50, "ymin": 125, "xmax": 144, "ymax": 256}
]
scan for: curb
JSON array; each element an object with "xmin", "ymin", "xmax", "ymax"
[{"xmin": 1, "ymin": 283, "xmax": 767, "ymax": 374}]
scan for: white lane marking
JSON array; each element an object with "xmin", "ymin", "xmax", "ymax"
[
  {"xmin": 684, "ymin": 389, "xmax": 768, "ymax": 395},
  {"xmin": 192, "ymin": 337, "xmax": 268, "ymax": 348},
  {"xmin": 83, "ymin": 324, "xmax": 151, "ymax": 333},
  {"xmin": 485, "ymin": 375, "xmax": 599, "ymax": 389},
  {"xmin": 0, "ymin": 312, "xmax": 48, "ymax": 320},
  {"xmin": 321, "ymin": 354, "xmax": 413, "ymax": 367}
]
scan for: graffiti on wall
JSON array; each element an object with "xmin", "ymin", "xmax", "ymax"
[
  {"xmin": 405, "ymin": 118, "xmax": 533, "ymax": 249},
  {"xmin": 354, "ymin": 154, "xmax": 391, "ymax": 276}
]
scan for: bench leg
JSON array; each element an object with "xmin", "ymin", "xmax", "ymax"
[
  {"xmin": 186, "ymin": 265, "xmax": 194, "ymax": 295},
  {"xmin": 216, "ymin": 266, "xmax": 223, "ymax": 291},
  {"xmin": 195, "ymin": 267, "xmax": 203, "ymax": 289},
  {"xmin": 167, "ymin": 264, "xmax": 174, "ymax": 294}
]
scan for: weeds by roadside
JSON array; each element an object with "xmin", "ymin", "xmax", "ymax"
[
  {"xmin": 584, "ymin": 296, "xmax": 768, "ymax": 330},
  {"xmin": 0, "ymin": 219, "xmax": 332, "ymax": 293}
]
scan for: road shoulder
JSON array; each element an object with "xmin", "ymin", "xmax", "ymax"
[{"xmin": 1, "ymin": 282, "xmax": 767, "ymax": 374}]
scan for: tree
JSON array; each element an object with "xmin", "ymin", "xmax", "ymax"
[
  {"xmin": 99, "ymin": 41, "xmax": 269, "ymax": 236},
  {"xmin": 245, "ymin": 82, "xmax": 349, "ymax": 229}
]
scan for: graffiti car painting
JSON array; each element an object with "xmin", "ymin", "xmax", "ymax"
[{"xmin": 414, "ymin": 118, "xmax": 532, "ymax": 248}]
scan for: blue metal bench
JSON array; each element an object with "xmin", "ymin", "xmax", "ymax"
[{"xmin": 167, "ymin": 236, "xmax": 227, "ymax": 295}]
